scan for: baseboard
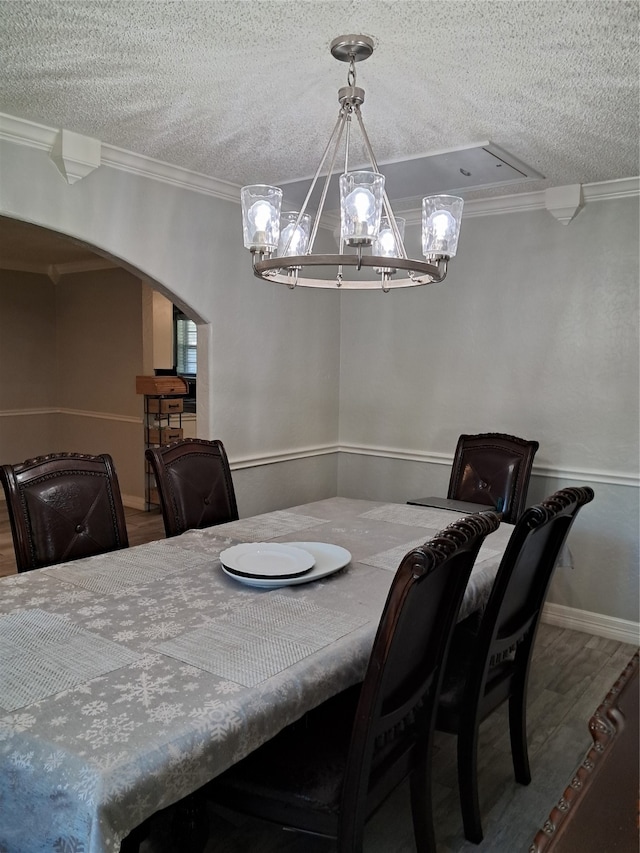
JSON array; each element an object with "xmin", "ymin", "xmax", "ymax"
[{"xmin": 542, "ymin": 602, "xmax": 640, "ymax": 645}]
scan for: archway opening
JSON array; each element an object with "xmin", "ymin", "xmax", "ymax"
[{"xmin": 0, "ymin": 215, "xmax": 204, "ymax": 510}]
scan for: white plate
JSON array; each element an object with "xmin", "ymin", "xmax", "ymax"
[
  {"xmin": 219, "ymin": 542, "xmax": 315, "ymax": 579},
  {"xmin": 221, "ymin": 542, "xmax": 352, "ymax": 588}
]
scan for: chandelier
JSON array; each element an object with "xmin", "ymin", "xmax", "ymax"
[{"xmin": 240, "ymin": 35, "xmax": 464, "ymax": 292}]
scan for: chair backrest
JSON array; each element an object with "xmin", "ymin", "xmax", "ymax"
[
  {"xmin": 145, "ymin": 438, "xmax": 238, "ymax": 537},
  {"xmin": 447, "ymin": 432, "xmax": 539, "ymax": 523},
  {"xmin": 338, "ymin": 510, "xmax": 501, "ymax": 837},
  {"xmin": 467, "ymin": 486, "xmax": 594, "ymax": 715},
  {"xmin": 0, "ymin": 452, "xmax": 129, "ymax": 573}
]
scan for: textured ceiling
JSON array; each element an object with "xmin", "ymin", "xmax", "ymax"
[
  {"xmin": 0, "ymin": 1, "xmax": 638, "ymax": 267},
  {"xmin": 1, "ymin": 0, "xmax": 638, "ymax": 195}
]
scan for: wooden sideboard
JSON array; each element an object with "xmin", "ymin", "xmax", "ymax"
[{"xmin": 531, "ymin": 651, "xmax": 639, "ymax": 852}]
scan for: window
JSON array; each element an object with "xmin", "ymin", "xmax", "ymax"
[
  {"xmin": 174, "ymin": 309, "xmax": 197, "ymax": 376},
  {"xmin": 173, "ymin": 308, "xmax": 197, "ymax": 413}
]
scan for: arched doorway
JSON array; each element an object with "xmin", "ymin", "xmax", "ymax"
[{"xmin": 0, "ymin": 216, "xmax": 202, "ymax": 508}]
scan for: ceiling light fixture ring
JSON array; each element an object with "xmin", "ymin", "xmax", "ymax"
[{"xmin": 252, "ymin": 253, "xmax": 448, "ymax": 290}]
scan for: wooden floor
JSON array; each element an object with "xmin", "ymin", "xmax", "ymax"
[
  {"xmin": 1, "ymin": 504, "xmax": 637, "ymax": 851},
  {"xmin": 196, "ymin": 628, "xmax": 636, "ymax": 853},
  {"xmin": 0, "ymin": 502, "xmax": 167, "ymax": 578}
]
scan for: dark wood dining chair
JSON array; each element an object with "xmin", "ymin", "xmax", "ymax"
[
  {"xmin": 145, "ymin": 438, "xmax": 238, "ymax": 538},
  {"xmin": 205, "ymin": 510, "xmax": 501, "ymax": 853},
  {"xmin": 447, "ymin": 432, "xmax": 539, "ymax": 524},
  {"xmin": 0, "ymin": 451, "xmax": 129, "ymax": 573},
  {"xmin": 436, "ymin": 485, "xmax": 594, "ymax": 843}
]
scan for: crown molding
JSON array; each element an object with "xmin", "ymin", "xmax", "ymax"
[
  {"xmin": 545, "ymin": 184, "xmax": 584, "ymax": 224},
  {"xmin": 582, "ymin": 176, "xmax": 640, "ymax": 201},
  {"xmin": 1, "ymin": 113, "xmax": 638, "ymax": 215},
  {"xmin": 0, "ymin": 112, "xmax": 240, "ymax": 203},
  {"xmin": 99, "ymin": 143, "xmax": 240, "ymax": 202},
  {"xmin": 400, "ymin": 190, "xmax": 547, "ymax": 225},
  {"xmin": 0, "ymin": 260, "xmax": 50, "ymax": 276},
  {"xmin": 50, "ymin": 128, "xmax": 101, "ymax": 184},
  {"xmin": 52, "ymin": 258, "xmax": 117, "ymax": 275},
  {"xmin": 1, "ymin": 257, "xmax": 118, "ymax": 280},
  {"xmin": 0, "ymin": 112, "xmax": 54, "ymax": 150},
  {"xmin": 401, "ymin": 176, "xmax": 640, "ymax": 224}
]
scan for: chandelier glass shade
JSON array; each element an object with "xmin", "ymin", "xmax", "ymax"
[{"xmin": 241, "ymin": 34, "xmax": 464, "ymax": 292}]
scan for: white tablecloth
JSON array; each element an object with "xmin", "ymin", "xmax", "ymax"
[{"xmin": 0, "ymin": 497, "xmax": 517, "ymax": 853}]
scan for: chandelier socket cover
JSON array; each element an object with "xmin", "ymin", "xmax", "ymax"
[{"xmin": 241, "ymin": 35, "xmax": 464, "ymax": 291}]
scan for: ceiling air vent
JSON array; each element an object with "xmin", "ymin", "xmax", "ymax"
[{"xmin": 279, "ymin": 143, "xmax": 544, "ymax": 213}]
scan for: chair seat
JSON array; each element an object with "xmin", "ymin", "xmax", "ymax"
[
  {"xmin": 434, "ymin": 609, "xmax": 515, "ymax": 717},
  {"xmin": 211, "ymin": 686, "xmax": 359, "ymax": 834},
  {"xmin": 438, "ymin": 647, "xmax": 516, "ymax": 733}
]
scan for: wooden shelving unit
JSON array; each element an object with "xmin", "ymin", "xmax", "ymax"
[{"xmin": 136, "ymin": 375, "xmax": 188, "ymax": 511}]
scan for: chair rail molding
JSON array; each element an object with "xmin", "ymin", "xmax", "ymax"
[
  {"xmin": 229, "ymin": 443, "xmax": 339, "ymax": 470},
  {"xmin": 0, "ymin": 407, "xmax": 141, "ymax": 425},
  {"xmin": 0, "ymin": 407, "xmax": 59, "ymax": 417},
  {"xmin": 0, "ymin": 424, "xmax": 635, "ymax": 489},
  {"xmin": 337, "ymin": 442, "xmax": 638, "ymax": 489}
]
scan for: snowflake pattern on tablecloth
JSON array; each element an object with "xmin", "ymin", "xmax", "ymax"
[{"xmin": 0, "ymin": 497, "xmax": 517, "ymax": 853}]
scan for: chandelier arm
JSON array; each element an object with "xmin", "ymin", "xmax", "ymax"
[
  {"xmin": 337, "ymin": 107, "xmax": 354, "ymax": 276},
  {"xmin": 354, "ymin": 107, "xmax": 408, "ymax": 260},
  {"xmin": 380, "ymin": 195, "xmax": 407, "ymax": 260},
  {"xmin": 306, "ymin": 109, "xmax": 349, "ymax": 254},
  {"xmin": 291, "ymin": 110, "xmax": 348, "ymax": 255},
  {"xmin": 343, "ymin": 107, "xmax": 352, "ymax": 177}
]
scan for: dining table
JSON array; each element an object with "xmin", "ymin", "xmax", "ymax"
[{"xmin": 0, "ymin": 496, "xmax": 526, "ymax": 853}]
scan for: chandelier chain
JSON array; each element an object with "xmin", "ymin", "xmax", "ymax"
[{"xmin": 347, "ymin": 56, "xmax": 357, "ymax": 88}]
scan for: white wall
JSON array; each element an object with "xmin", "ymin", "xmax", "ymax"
[
  {"xmin": 1, "ymin": 133, "xmax": 637, "ymax": 628},
  {"xmin": 337, "ymin": 196, "xmax": 639, "ymax": 623},
  {"xmin": 0, "ymin": 267, "xmax": 145, "ymax": 501},
  {"xmin": 151, "ymin": 289, "xmax": 174, "ymax": 370},
  {"xmin": 0, "ymin": 138, "xmax": 342, "ymax": 517},
  {"xmin": 55, "ymin": 268, "xmax": 145, "ymax": 499},
  {"xmin": 0, "ymin": 270, "xmax": 58, "ymax": 460}
]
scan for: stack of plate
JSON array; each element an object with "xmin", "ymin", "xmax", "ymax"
[{"xmin": 219, "ymin": 542, "xmax": 352, "ymax": 588}]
